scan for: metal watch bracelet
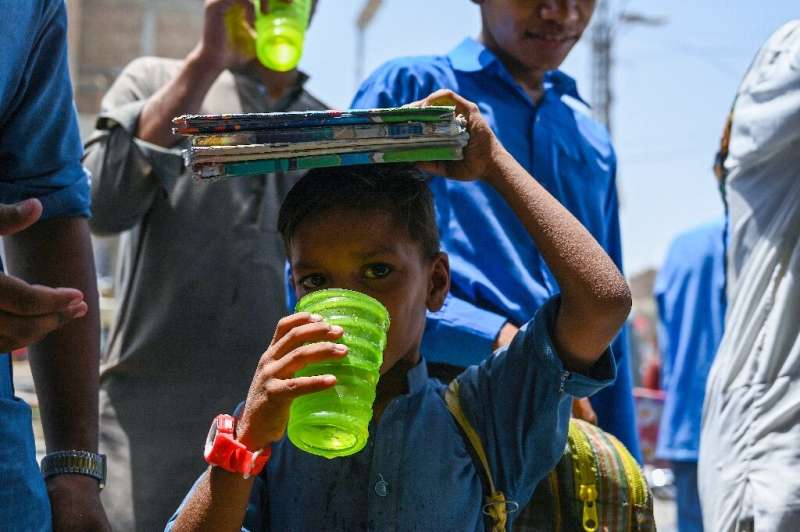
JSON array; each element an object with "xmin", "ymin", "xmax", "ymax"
[{"xmin": 40, "ymin": 450, "xmax": 107, "ymax": 490}]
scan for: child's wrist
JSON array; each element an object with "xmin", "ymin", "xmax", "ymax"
[{"xmin": 235, "ymin": 414, "xmax": 274, "ymax": 452}]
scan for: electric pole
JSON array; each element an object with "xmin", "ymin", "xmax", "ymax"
[
  {"xmin": 355, "ymin": 0, "xmax": 384, "ymax": 88},
  {"xmin": 591, "ymin": 0, "xmax": 613, "ymax": 133},
  {"xmin": 590, "ymin": 0, "xmax": 666, "ymax": 136}
]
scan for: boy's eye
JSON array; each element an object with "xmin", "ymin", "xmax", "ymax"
[
  {"xmin": 299, "ymin": 274, "xmax": 326, "ymax": 290},
  {"xmin": 363, "ymin": 264, "xmax": 393, "ymax": 280}
]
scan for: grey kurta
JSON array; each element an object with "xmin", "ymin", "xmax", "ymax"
[{"xmin": 83, "ymin": 56, "xmax": 326, "ymax": 531}]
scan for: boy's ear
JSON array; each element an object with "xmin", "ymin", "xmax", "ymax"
[{"xmin": 426, "ymin": 252, "xmax": 450, "ymax": 312}]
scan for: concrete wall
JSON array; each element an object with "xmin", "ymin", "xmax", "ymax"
[{"xmin": 67, "ymin": 0, "xmax": 204, "ymax": 116}]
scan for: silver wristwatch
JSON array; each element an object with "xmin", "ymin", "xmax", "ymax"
[{"xmin": 40, "ymin": 450, "xmax": 107, "ymax": 489}]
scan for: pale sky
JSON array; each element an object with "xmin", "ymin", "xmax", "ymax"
[{"xmin": 299, "ymin": 0, "xmax": 798, "ymax": 275}]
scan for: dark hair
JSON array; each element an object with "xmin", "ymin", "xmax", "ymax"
[{"xmin": 278, "ymin": 164, "xmax": 440, "ymax": 258}]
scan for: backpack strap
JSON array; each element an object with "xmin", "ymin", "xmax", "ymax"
[{"xmin": 444, "ymin": 379, "xmax": 517, "ymax": 531}]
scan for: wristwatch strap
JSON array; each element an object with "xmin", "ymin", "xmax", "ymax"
[
  {"xmin": 204, "ymin": 414, "xmax": 271, "ymax": 478},
  {"xmin": 40, "ymin": 450, "xmax": 107, "ymax": 490}
]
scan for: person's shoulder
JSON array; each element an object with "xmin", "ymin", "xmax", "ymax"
[
  {"xmin": 13, "ymin": 0, "xmax": 67, "ymax": 51},
  {"xmin": 427, "ymin": 373, "xmax": 451, "ymax": 393},
  {"xmin": 690, "ymin": 218, "xmax": 726, "ymax": 239},
  {"xmin": 672, "ymin": 219, "xmax": 726, "ymax": 255},
  {"xmin": 3, "ymin": 1, "xmax": 58, "ymax": 66},
  {"xmin": 660, "ymin": 218, "xmax": 726, "ymax": 281},
  {"xmin": 3, "ymin": 0, "xmax": 65, "ymax": 33},
  {"xmin": 121, "ymin": 56, "xmax": 183, "ymax": 78},
  {"xmin": 373, "ymin": 53, "xmax": 452, "ymax": 76},
  {"xmin": 114, "ymin": 56, "xmax": 184, "ymax": 96},
  {"xmin": 736, "ymin": 19, "xmax": 800, "ymax": 103},
  {"xmin": 354, "ymin": 54, "xmax": 457, "ymax": 107},
  {"xmin": 97, "ymin": 56, "xmax": 181, "ymax": 110},
  {"xmin": 35, "ymin": 0, "xmax": 65, "ymax": 22},
  {"xmin": 762, "ymin": 19, "xmax": 800, "ymax": 53},
  {"xmin": 362, "ymin": 54, "xmax": 455, "ymax": 91},
  {"xmin": 297, "ymin": 89, "xmax": 330, "ymax": 111}
]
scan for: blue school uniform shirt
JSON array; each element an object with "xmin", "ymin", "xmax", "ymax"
[
  {"xmin": 0, "ymin": 1, "xmax": 90, "ymax": 529},
  {"xmin": 166, "ymin": 297, "xmax": 616, "ymax": 530},
  {"xmin": 654, "ymin": 219, "xmax": 726, "ymax": 462},
  {"xmin": 351, "ymin": 37, "xmax": 640, "ymax": 460}
]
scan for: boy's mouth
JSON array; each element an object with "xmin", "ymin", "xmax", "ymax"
[{"xmin": 524, "ymin": 31, "xmax": 579, "ymax": 49}]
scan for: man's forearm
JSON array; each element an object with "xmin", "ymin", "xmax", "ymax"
[
  {"xmin": 5, "ymin": 217, "xmax": 100, "ymax": 452},
  {"xmin": 137, "ymin": 46, "xmax": 224, "ymax": 147}
]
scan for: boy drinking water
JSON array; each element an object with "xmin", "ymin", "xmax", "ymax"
[{"xmin": 167, "ymin": 90, "xmax": 631, "ymax": 531}]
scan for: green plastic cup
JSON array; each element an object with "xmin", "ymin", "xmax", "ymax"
[
  {"xmin": 254, "ymin": 0, "xmax": 312, "ymax": 72},
  {"xmin": 288, "ymin": 288, "xmax": 390, "ymax": 458}
]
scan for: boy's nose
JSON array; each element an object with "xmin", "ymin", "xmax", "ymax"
[
  {"xmin": 336, "ymin": 279, "xmax": 369, "ymax": 295},
  {"xmin": 539, "ymin": 0, "xmax": 580, "ymax": 25}
]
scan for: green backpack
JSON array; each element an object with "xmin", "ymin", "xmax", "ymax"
[{"xmin": 444, "ymin": 380, "xmax": 657, "ymax": 532}]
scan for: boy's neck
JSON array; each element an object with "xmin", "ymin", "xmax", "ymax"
[
  {"xmin": 478, "ymin": 32, "xmax": 546, "ymax": 104},
  {"xmin": 236, "ymin": 61, "xmax": 300, "ymax": 102},
  {"xmin": 373, "ymin": 355, "xmax": 420, "ymax": 422}
]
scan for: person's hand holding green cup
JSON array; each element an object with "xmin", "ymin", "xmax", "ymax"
[
  {"xmin": 288, "ymin": 288, "xmax": 390, "ymax": 459},
  {"xmin": 254, "ymin": 0, "xmax": 312, "ymax": 72}
]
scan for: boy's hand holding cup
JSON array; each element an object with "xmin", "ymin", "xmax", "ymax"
[
  {"xmin": 236, "ymin": 289, "xmax": 390, "ymax": 459},
  {"xmin": 235, "ymin": 312, "xmax": 348, "ymax": 452}
]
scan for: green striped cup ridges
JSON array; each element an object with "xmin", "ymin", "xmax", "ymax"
[{"xmin": 288, "ymin": 288, "xmax": 390, "ymax": 458}]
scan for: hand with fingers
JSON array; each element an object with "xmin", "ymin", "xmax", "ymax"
[
  {"xmin": 406, "ymin": 89, "xmax": 508, "ymax": 182},
  {"xmin": 196, "ymin": 0, "xmax": 289, "ymax": 72},
  {"xmin": 0, "ymin": 199, "xmax": 87, "ymax": 352},
  {"xmin": 235, "ymin": 312, "xmax": 349, "ymax": 451}
]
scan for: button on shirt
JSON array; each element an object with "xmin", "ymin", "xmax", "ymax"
[
  {"xmin": 0, "ymin": 1, "xmax": 90, "ymax": 529},
  {"xmin": 654, "ymin": 219, "xmax": 726, "ymax": 462},
  {"xmin": 352, "ymin": 38, "xmax": 640, "ymax": 459},
  {"xmin": 167, "ymin": 297, "xmax": 616, "ymax": 531}
]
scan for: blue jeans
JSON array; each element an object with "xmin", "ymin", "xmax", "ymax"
[
  {"xmin": 673, "ymin": 460, "xmax": 703, "ymax": 532},
  {"xmin": 1, "ymin": 355, "xmax": 52, "ymax": 531}
]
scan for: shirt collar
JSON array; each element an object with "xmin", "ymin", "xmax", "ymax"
[
  {"xmin": 447, "ymin": 37, "xmax": 589, "ymax": 106},
  {"xmin": 543, "ymin": 70, "xmax": 588, "ymax": 106},
  {"xmin": 447, "ymin": 37, "xmax": 501, "ymax": 73},
  {"xmin": 406, "ymin": 357, "xmax": 430, "ymax": 395}
]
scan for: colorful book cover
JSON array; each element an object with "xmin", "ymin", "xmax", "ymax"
[
  {"xmin": 191, "ymin": 144, "xmax": 464, "ymax": 180},
  {"xmin": 173, "ymin": 106, "xmax": 457, "ymax": 134},
  {"xmin": 185, "ymin": 133, "xmax": 469, "ymax": 164},
  {"xmin": 191, "ymin": 120, "xmax": 464, "ymax": 147}
]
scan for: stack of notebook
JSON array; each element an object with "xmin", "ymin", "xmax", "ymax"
[{"xmin": 172, "ymin": 106, "xmax": 469, "ymax": 180}]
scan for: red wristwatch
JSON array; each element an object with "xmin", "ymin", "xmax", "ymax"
[{"xmin": 204, "ymin": 414, "xmax": 271, "ymax": 479}]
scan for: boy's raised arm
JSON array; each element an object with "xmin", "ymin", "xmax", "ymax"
[{"xmin": 413, "ymin": 90, "xmax": 631, "ymax": 371}]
